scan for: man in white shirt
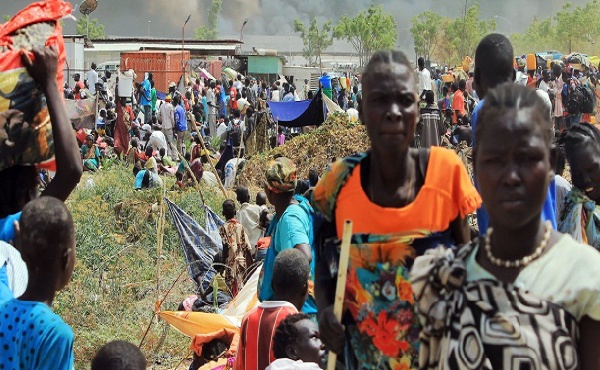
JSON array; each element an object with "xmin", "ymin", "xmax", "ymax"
[
  {"xmin": 206, "ymin": 81, "xmax": 218, "ymax": 137},
  {"xmin": 538, "ymin": 69, "xmax": 550, "ymax": 93},
  {"xmin": 159, "ymin": 97, "xmax": 175, "ymax": 157},
  {"xmin": 216, "ymin": 118, "xmax": 227, "ymax": 140},
  {"xmin": 224, "ymin": 157, "xmax": 245, "ymax": 189},
  {"xmin": 235, "ymin": 186, "xmax": 263, "ymax": 249},
  {"xmin": 416, "ymin": 57, "xmax": 432, "ymax": 100},
  {"xmin": 86, "ymin": 62, "xmax": 99, "ymax": 95},
  {"xmin": 270, "ymin": 84, "xmax": 280, "ymax": 102},
  {"xmin": 233, "ymin": 75, "xmax": 244, "ymax": 91},
  {"xmin": 148, "ymin": 126, "xmax": 168, "ymax": 153},
  {"xmin": 346, "ymin": 101, "xmax": 359, "ymax": 123}
]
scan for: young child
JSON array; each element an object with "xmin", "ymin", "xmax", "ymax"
[
  {"xmin": 219, "ymin": 199, "xmax": 253, "ymax": 296},
  {"xmin": 269, "ymin": 313, "xmax": 326, "ymax": 369},
  {"xmin": 235, "ymin": 249, "xmax": 310, "ymax": 370},
  {"xmin": 91, "ymin": 340, "xmax": 147, "ymax": 370},
  {"xmin": 0, "ymin": 197, "xmax": 76, "ymax": 369}
]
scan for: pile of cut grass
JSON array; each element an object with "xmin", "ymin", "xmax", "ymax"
[{"xmin": 60, "ymin": 162, "xmax": 226, "ymax": 369}]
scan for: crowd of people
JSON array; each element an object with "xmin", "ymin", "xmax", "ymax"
[{"xmin": 2, "ymin": 28, "xmax": 600, "ymax": 370}]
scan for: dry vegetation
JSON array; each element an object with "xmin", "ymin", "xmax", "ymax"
[
  {"xmin": 238, "ymin": 112, "xmax": 370, "ymax": 187},
  {"xmin": 62, "ymin": 163, "xmax": 225, "ymax": 369}
]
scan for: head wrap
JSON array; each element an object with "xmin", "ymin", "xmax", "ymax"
[{"xmin": 264, "ymin": 157, "xmax": 297, "ymax": 194}]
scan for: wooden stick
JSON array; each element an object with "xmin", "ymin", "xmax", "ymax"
[
  {"xmin": 327, "ymin": 220, "xmax": 353, "ymax": 370},
  {"xmin": 156, "ymin": 184, "xmax": 167, "ymax": 306}
]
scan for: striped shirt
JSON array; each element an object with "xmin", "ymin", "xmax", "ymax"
[{"xmin": 235, "ymin": 301, "xmax": 298, "ymax": 370}]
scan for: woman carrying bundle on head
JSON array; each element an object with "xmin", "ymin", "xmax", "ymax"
[
  {"xmin": 411, "ymin": 83, "xmax": 600, "ymax": 370},
  {"xmin": 311, "ymin": 50, "xmax": 481, "ymax": 369}
]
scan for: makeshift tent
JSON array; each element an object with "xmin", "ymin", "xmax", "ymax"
[
  {"xmin": 268, "ymin": 90, "xmax": 325, "ymax": 127},
  {"xmin": 159, "ymin": 267, "xmax": 261, "ymax": 337},
  {"xmin": 165, "ymin": 199, "xmax": 224, "ymax": 291},
  {"xmin": 223, "ymin": 67, "xmax": 240, "ymax": 80},
  {"xmin": 199, "ymin": 68, "xmax": 216, "ymax": 81},
  {"xmin": 322, "ymin": 91, "xmax": 344, "ymax": 114}
]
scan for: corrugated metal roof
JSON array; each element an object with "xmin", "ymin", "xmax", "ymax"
[{"xmin": 86, "ymin": 43, "xmax": 237, "ymax": 52}]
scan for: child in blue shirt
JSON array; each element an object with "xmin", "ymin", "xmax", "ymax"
[{"xmin": 0, "ymin": 196, "xmax": 76, "ymax": 370}]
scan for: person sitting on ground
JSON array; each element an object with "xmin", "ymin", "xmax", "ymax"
[
  {"xmin": 201, "ymin": 155, "xmax": 220, "ymax": 188},
  {"xmin": 91, "ymin": 340, "xmax": 147, "ymax": 370},
  {"xmin": 133, "ymin": 165, "xmax": 161, "ymax": 190},
  {"xmin": 177, "ymin": 152, "xmax": 192, "ymax": 179},
  {"xmin": 236, "ymin": 186, "xmax": 263, "ymax": 250},
  {"xmin": 144, "ymin": 146, "xmax": 157, "ymax": 172},
  {"xmin": 147, "ymin": 123, "xmax": 168, "ymax": 154},
  {"xmin": 558, "ymin": 123, "xmax": 600, "ymax": 249},
  {"xmin": 128, "ymin": 137, "xmax": 147, "ymax": 167},
  {"xmin": 268, "ymin": 313, "xmax": 326, "ymax": 369},
  {"xmin": 0, "ymin": 197, "xmax": 76, "ymax": 370},
  {"xmin": 0, "ymin": 46, "xmax": 82, "ymax": 299},
  {"xmin": 82, "ymin": 134, "xmax": 102, "ymax": 171},
  {"xmin": 235, "ymin": 249, "xmax": 310, "ymax": 370},
  {"xmin": 219, "ymin": 199, "xmax": 253, "ymax": 296},
  {"xmin": 159, "ymin": 147, "xmax": 176, "ymax": 168}
]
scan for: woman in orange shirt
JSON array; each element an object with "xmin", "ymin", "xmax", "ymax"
[{"xmin": 311, "ymin": 50, "xmax": 481, "ymax": 369}]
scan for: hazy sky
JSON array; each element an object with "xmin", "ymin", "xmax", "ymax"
[{"xmin": 0, "ymin": 0, "xmax": 592, "ymax": 49}]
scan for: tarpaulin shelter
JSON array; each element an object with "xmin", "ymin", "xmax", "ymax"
[
  {"xmin": 268, "ymin": 91, "xmax": 325, "ymax": 128},
  {"xmin": 165, "ymin": 199, "xmax": 224, "ymax": 291},
  {"xmin": 199, "ymin": 68, "xmax": 216, "ymax": 81},
  {"xmin": 159, "ymin": 267, "xmax": 260, "ymax": 337}
]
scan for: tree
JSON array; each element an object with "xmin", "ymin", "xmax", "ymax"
[
  {"xmin": 195, "ymin": 0, "xmax": 222, "ymax": 40},
  {"xmin": 411, "ymin": 11, "xmax": 443, "ymax": 63},
  {"xmin": 77, "ymin": 16, "xmax": 105, "ymax": 39},
  {"xmin": 555, "ymin": 1, "xmax": 600, "ymax": 54},
  {"xmin": 444, "ymin": 3, "xmax": 495, "ymax": 62},
  {"xmin": 333, "ymin": 4, "xmax": 397, "ymax": 67},
  {"xmin": 3, "ymin": 15, "xmax": 10, "ymax": 22},
  {"xmin": 293, "ymin": 19, "xmax": 333, "ymax": 68},
  {"xmin": 511, "ymin": 17, "xmax": 558, "ymax": 56}
]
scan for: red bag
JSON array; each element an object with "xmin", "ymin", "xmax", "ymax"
[{"xmin": 0, "ymin": 0, "xmax": 72, "ymax": 172}]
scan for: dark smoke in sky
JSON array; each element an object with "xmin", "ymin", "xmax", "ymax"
[{"xmin": 0, "ymin": 0, "xmax": 593, "ymax": 49}]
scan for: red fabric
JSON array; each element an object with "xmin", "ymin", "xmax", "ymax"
[
  {"xmin": 0, "ymin": 0, "xmax": 70, "ymax": 91},
  {"xmin": 235, "ymin": 303, "xmax": 297, "ymax": 370},
  {"xmin": 114, "ymin": 100, "xmax": 130, "ymax": 155}
]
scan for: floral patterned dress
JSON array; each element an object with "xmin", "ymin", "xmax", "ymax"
[
  {"xmin": 219, "ymin": 219, "xmax": 253, "ymax": 297},
  {"xmin": 312, "ymin": 147, "xmax": 481, "ymax": 369}
]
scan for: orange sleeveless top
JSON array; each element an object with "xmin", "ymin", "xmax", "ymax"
[{"xmin": 334, "ymin": 147, "xmax": 480, "ymax": 236}]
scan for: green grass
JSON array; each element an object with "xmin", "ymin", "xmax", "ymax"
[{"xmin": 60, "ymin": 162, "xmax": 226, "ymax": 369}]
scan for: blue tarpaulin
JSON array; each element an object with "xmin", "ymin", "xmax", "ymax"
[
  {"xmin": 267, "ymin": 90, "xmax": 325, "ymax": 127},
  {"xmin": 165, "ymin": 199, "xmax": 225, "ymax": 291}
]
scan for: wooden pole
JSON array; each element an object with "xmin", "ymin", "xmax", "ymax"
[
  {"xmin": 327, "ymin": 220, "xmax": 353, "ymax": 370},
  {"xmin": 156, "ymin": 183, "xmax": 167, "ymax": 306}
]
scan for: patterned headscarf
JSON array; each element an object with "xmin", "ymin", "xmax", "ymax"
[{"xmin": 264, "ymin": 157, "xmax": 297, "ymax": 194}]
